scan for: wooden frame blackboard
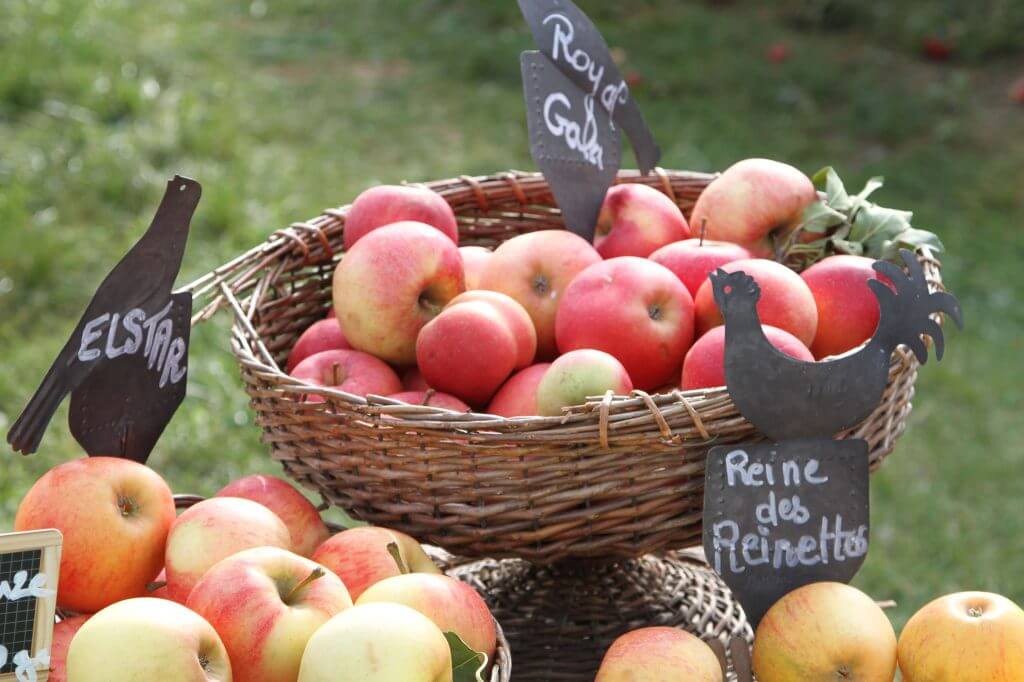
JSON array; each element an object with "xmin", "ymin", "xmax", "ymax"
[{"xmin": 0, "ymin": 530, "xmax": 62, "ymax": 682}]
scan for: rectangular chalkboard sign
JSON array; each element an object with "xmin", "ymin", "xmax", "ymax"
[
  {"xmin": 0, "ymin": 530, "xmax": 61, "ymax": 682},
  {"xmin": 703, "ymin": 438, "xmax": 870, "ymax": 626}
]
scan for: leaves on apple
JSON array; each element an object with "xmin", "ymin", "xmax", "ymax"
[{"xmin": 445, "ymin": 631, "xmax": 487, "ymax": 682}]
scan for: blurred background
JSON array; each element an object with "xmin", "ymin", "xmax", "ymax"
[{"xmin": 1, "ymin": 0, "xmax": 1022, "ymax": 627}]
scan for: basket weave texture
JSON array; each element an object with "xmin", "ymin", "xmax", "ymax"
[{"xmin": 193, "ymin": 169, "xmax": 945, "ymax": 563}]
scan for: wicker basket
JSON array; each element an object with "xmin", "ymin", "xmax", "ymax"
[{"xmin": 189, "ymin": 169, "xmax": 944, "ymax": 563}]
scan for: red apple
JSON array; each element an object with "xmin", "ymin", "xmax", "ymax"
[
  {"xmin": 898, "ymin": 592, "xmax": 1024, "ymax": 681},
  {"xmin": 766, "ymin": 42, "xmax": 791, "ymax": 64},
  {"xmin": 165, "ymin": 497, "xmax": 292, "ymax": 603},
  {"xmin": 15, "ymin": 456, "xmax": 175, "ymax": 613},
  {"xmin": 923, "ymin": 36, "xmax": 953, "ymax": 61},
  {"xmin": 486, "ymin": 363, "xmax": 551, "ymax": 417},
  {"xmin": 66, "ymin": 598, "xmax": 231, "ymax": 681},
  {"xmin": 556, "ymin": 257, "xmax": 695, "ymax": 390},
  {"xmin": 1010, "ymin": 76, "xmax": 1024, "ymax": 104},
  {"xmin": 357, "ymin": 573, "xmax": 497, "ymax": 660},
  {"xmin": 333, "ymin": 221, "xmax": 465, "ymax": 365},
  {"xmin": 649, "ymin": 238, "xmax": 752, "ymax": 298},
  {"xmin": 343, "ymin": 185, "xmax": 458, "ymax": 250},
  {"xmin": 689, "ymin": 159, "xmax": 817, "ymax": 257},
  {"xmin": 446, "ymin": 290, "xmax": 537, "ymax": 369},
  {"xmin": 682, "ymin": 325, "xmax": 813, "ymax": 390},
  {"xmin": 536, "ymin": 349, "xmax": 633, "ymax": 416},
  {"xmin": 49, "ymin": 615, "xmax": 90, "ymax": 682},
  {"xmin": 287, "ymin": 318, "xmax": 351, "ymax": 372},
  {"xmin": 290, "ymin": 349, "xmax": 402, "ymax": 401},
  {"xmin": 800, "ymin": 255, "xmax": 887, "ymax": 359},
  {"xmin": 402, "ymin": 367, "xmax": 431, "ymax": 391},
  {"xmin": 325, "ymin": 308, "xmax": 335, "ymax": 319},
  {"xmin": 478, "ymin": 230, "xmax": 602, "ymax": 359},
  {"xmin": 416, "ymin": 301, "xmax": 518, "ymax": 406},
  {"xmin": 594, "ymin": 183, "xmax": 690, "ymax": 258},
  {"xmin": 694, "ymin": 258, "xmax": 818, "ymax": 346},
  {"xmin": 596, "ymin": 627, "xmax": 723, "ymax": 682},
  {"xmin": 459, "ymin": 246, "xmax": 492, "ymax": 290},
  {"xmin": 215, "ymin": 475, "xmax": 330, "ymax": 558},
  {"xmin": 312, "ymin": 526, "xmax": 441, "ymax": 602},
  {"xmin": 148, "ymin": 568, "xmax": 171, "ymax": 601},
  {"xmin": 387, "ymin": 390, "xmax": 470, "ymax": 411},
  {"xmin": 753, "ymin": 582, "xmax": 896, "ymax": 682},
  {"xmin": 187, "ymin": 547, "xmax": 352, "ymax": 682}
]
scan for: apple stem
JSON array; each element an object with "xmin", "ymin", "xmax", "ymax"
[
  {"xmin": 146, "ymin": 580, "xmax": 167, "ymax": 593},
  {"xmin": 285, "ymin": 567, "xmax": 325, "ymax": 603},
  {"xmin": 699, "ymin": 218, "xmax": 707, "ymax": 247},
  {"xmin": 421, "ymin": 389, "xmax": 435, "ymax": 406},
  {"xmin": 387, "ymin": 542, "xmax": 410, "ymax": 574},
  {"xmin": 331, "ymin": 362, "xmax": 342, "ymax": 386}
]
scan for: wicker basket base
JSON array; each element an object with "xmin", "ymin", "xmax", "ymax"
[{"xmin": 445, "ymin": 550, "xmax": 752, "ymax": 681}]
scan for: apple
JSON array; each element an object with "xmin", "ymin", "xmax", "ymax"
[
  {"xmin": 416, "ymin": 300, "xmax": 518, "ymax": 406},
  {"xmin": 689, "ymin": 159, "xmax": 817, "ymax": 257},
  {"xmin": 298, "ymin": 602, "xmax": 452, "ymax": 682},
  {"xmin": 334, "ymin": 221, "xmax": 465, "ymax": 365},
  {"xmin": 343, "ymin": 185, "xmax": 458, "ymax": 250},
  {"xmin": 165, "ymin": 497, "xmax": 292, "ymax": 603},
  {"xmin": 898, "ymin": 591, "xmax": 1024, "ymax": 681},
  {"xmin": 49, "ymin": 615, "xmax": 90, "ymax": 682},
  {"xmin": 357, "ymin": 573, "xmax": 497, "ymax": 659},
  {"xmin": 536, "ymin": 349, "xmax": 633, "ymax": 416},
  {"xmin": 459, "ymin": 246, "xmax": 492, "ymax": 290},
  {"xmin": 556, "ymin": 257, "xmax": 694, "ymax": 390},
  {"xmin": 312, "ymin": 526, "xmax": 441, "ymax": 601},
  {"xmin": 290, "ymin": 349, "xmax": 402, "ymax": 401},
  {"xmin": 148, "ymin": 568, "xmax": 172, "ymax": 601},
  {"xmin": 187, "ymin": 547, "xmax": 352, "ymax": 682},
  {"xmin": 388, "ymin": 390, "xmax": 470, "ymax": 411},
  {"xmin": 286, "ymin": 318, "xmax": 351, "ymax": 372},
  {"xmin": 752, "ymin": 582, "xmax": 897, "ymax": 682},
  {"xmin": 800, "ymin": 254, "xmax": 887, "ymax": 359},
  {"xmin": 66, "ymin": 598, "xmax": 231, "ymax": 681},
  {"xmin": 402, "ymin": 366, "xmax": 431, "ymax": 391},
  {"xmin": 486, "ymin": 363, "xmax": 551, "ymax": 417},
  {"xmin": 15, "ymin": 456, "xmax": 175, "ymax": 613},
  {"xmin": 478, "ymin": 230, "xmax": 601, "ymax": 359},
  {"xmin": 446, "ymin": 289, "xmax": 537, "ymax": 369},
  {"xmin": 649, "ymin": 238, "xmax": 752, "ymax": 298},
  {"xmin": 594, "ymin": 183, "xmax": 690, "ymax": 258},
  {"xmin": 215, "ymin": 475, "xmax": 330, "ymax": 558},
  {"xmin": 595, "ymin": 627, "xmax": 723, "ymax": 682},
  {"xmin": 694, "ymin": 258, "xmax": 818, "ymax": 346},
  {"xmin": 681, "ymin": 325, "xmax": 813, "ymax": 390}
]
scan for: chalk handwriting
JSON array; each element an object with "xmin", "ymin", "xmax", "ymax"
[
  {"xmin": 0, "ymin": 645, "xmax": 50, "ymax": 682},
  {"xmin": 0, "ymin": 571, "xmax": 54, "ymax": 602},
  {"xmin": 543, "ymin": 91, "xmax": 604, "ymax": 169},
  {"xmin": 543, "ymin": 13, "xmax": 629, "ymax": 121}
]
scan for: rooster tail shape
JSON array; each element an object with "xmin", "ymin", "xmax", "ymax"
[{"xmin": 868, "ymin": 250, "xmax": 963, "ymax": 364}]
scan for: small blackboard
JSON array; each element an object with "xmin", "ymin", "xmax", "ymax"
[
  {"xmin": 703, "ymin": 439, "xmax": 869, "ymax": 626},
  {"xmin": 0, "ymin": 530, "xmax": 61, "ymax": 681}
]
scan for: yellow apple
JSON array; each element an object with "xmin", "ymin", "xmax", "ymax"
[
  {"xmin": 311, "ymin": 526, "xmax": 441, "ymax": 600},
  {"xmin": 595, "ymin": 627, "xmax": 723, "ymax": 681}
]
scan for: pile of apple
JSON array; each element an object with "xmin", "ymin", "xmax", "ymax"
[
  {"xmin": 15, "ymin": 456, "xmax": 497, "ymax": 681},
  {"xmin": 292, "ymin": 158, "xmax": 892, "ymax": 415},
  {"xmin": 594, "ymin": 581, "xmax": 1024, "ymax": 682}
]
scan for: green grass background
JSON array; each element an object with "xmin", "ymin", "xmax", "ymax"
[{"xmin": 1, "ymin": 1, "xmax": 1022, "ymax": 629}]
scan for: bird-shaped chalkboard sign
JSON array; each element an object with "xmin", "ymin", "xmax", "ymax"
[
  {"xmin": 517, "ymin": 0, "xmax": 660, "ymax": 240},
  {"xmin": 702, "ymin": 249, "xmax": 962, "ymax": 627},
  {"xmin": 7, "ymin": 176, "xmax": 201, "ymax": 463}
]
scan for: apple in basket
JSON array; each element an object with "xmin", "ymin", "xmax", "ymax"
[
  {"xmin": 649, "ymin": 238, "xmax": 752, "ymax": 298},
  {"xmin": 286, "ymin": 318, "xmax": 351, "ymax": 372},
  {"xmin": 343, "ymin": 184, "xmax": 458, "ymax": 249},
  {"xmin": 334, "ymin": 221, "xmax": 465, "ymax": 365},
  {"xmin": 15, "ymin": 456, "xmax": 175, "ymax": 613},
  {"xmin": 388, "ymin": 390, "xmax": 470, "ymax": 411},
  {"xmin": 689, "ymin": 158, "xmax": 818, "ymax": 258},
  {"xmin": 479, "ymin": 229, "xmax": 601, "ymax": 360},
  {"xmin": 593, "ymin": 183, "xmax": 691, "ymax": 258},
  {"xmin": 312, "ymin": 526, "xmax": 442, "ymax": 601},
  {"xmin": 682, "ymin": 325, "xmax": 812, "ymax": 390},
  {"xmin": 536, "ymin": 349, "xmax": 633, "ymax": 417},
  {"xmin": 487, "ymin": 362, "xmax": 551, "ymax": 417},
  {"xmin": 215, "ymin": 474, "xmax": 330, "ymax": 558},
  {"xmin": 299, "ymin": 602, "xmax": 452, "ymax": 682},
  {"xmin": 187, "ymin": 547, "xmax": 352, "ymax": 682},
  {"xmin": 357, "ymin": 573, "xmax": 498, "ymax": 660},
  {"xmin": 459, "ymin": 245, "xmax": 492, "ymax": 290},
  {"xmin": 898, "ymin": 591, "xmax": 1024, "ymax": 681},
  {"xmin": 801, "ymin": 254, "xmax": 889, "ymax": 359},
  {"xmin": 694, "ymin": 258, "xmax": 818, "ymax": 347},
  {"xmin": 290, "ymin": 348, "xmax": 402, "ymax": 401},
  {"xmin": 446, "ymin": 290, "xmax": 537, "ymax": 370},
  {"xmin": 596, "ymin": 627, "xmax": 723, "ymax": 682},
  {"xmin": 752, "ymin": 582, "xmax": 897, "ymax": 682},
  {"xmin": 164, "ymin": 497, "xmax": 291, "ymax": 602},
  {"xmin": 557, "ymin": 257, "xmax": 695, "ymax": 391},
  {"xmin": 66, "ymin": 598, "xmax": 232, "ymax": 682}
]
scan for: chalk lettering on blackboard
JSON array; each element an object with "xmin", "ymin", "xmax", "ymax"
[
  {"xmin": 0, "ymin": 571, "xmax": 54, "ymax": 602},
  {"xmin": 543, "ymin": 91, "xmax": 604, "ymax": 169},
  {"xmin": 0, "ymin": 645, "xmax": 50, "ymax": 682}
]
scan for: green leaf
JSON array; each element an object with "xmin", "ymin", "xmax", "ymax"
[
  {"xmin": 855, "ymin": 176, "xmax": 884, "ymax": 202},
  {"xmin": 799, "ymin": 199, "xmax": 846, "ymax": 234},
  {"xmin": 878, "ymin": 228, "xmax": 945, "ymax": 260},
  {"xmin": 446, "ymin": 632, "xmax": 487, "ymax": 682},
  {"xmin": 811, "ymin": 166, "xmax": 852, "ymax": 211},
  {"xmin": 831, "ymin": 238, "xmax": 865, "ymax": 255},
  {"xmin": 849, "ymin": 203, "xmax": 915, "ymax": 254}
]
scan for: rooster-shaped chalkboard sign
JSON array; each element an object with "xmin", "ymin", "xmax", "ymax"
[{"xmin": 702, "ymin": 249, "xmax": 962, "ymax": 627}]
